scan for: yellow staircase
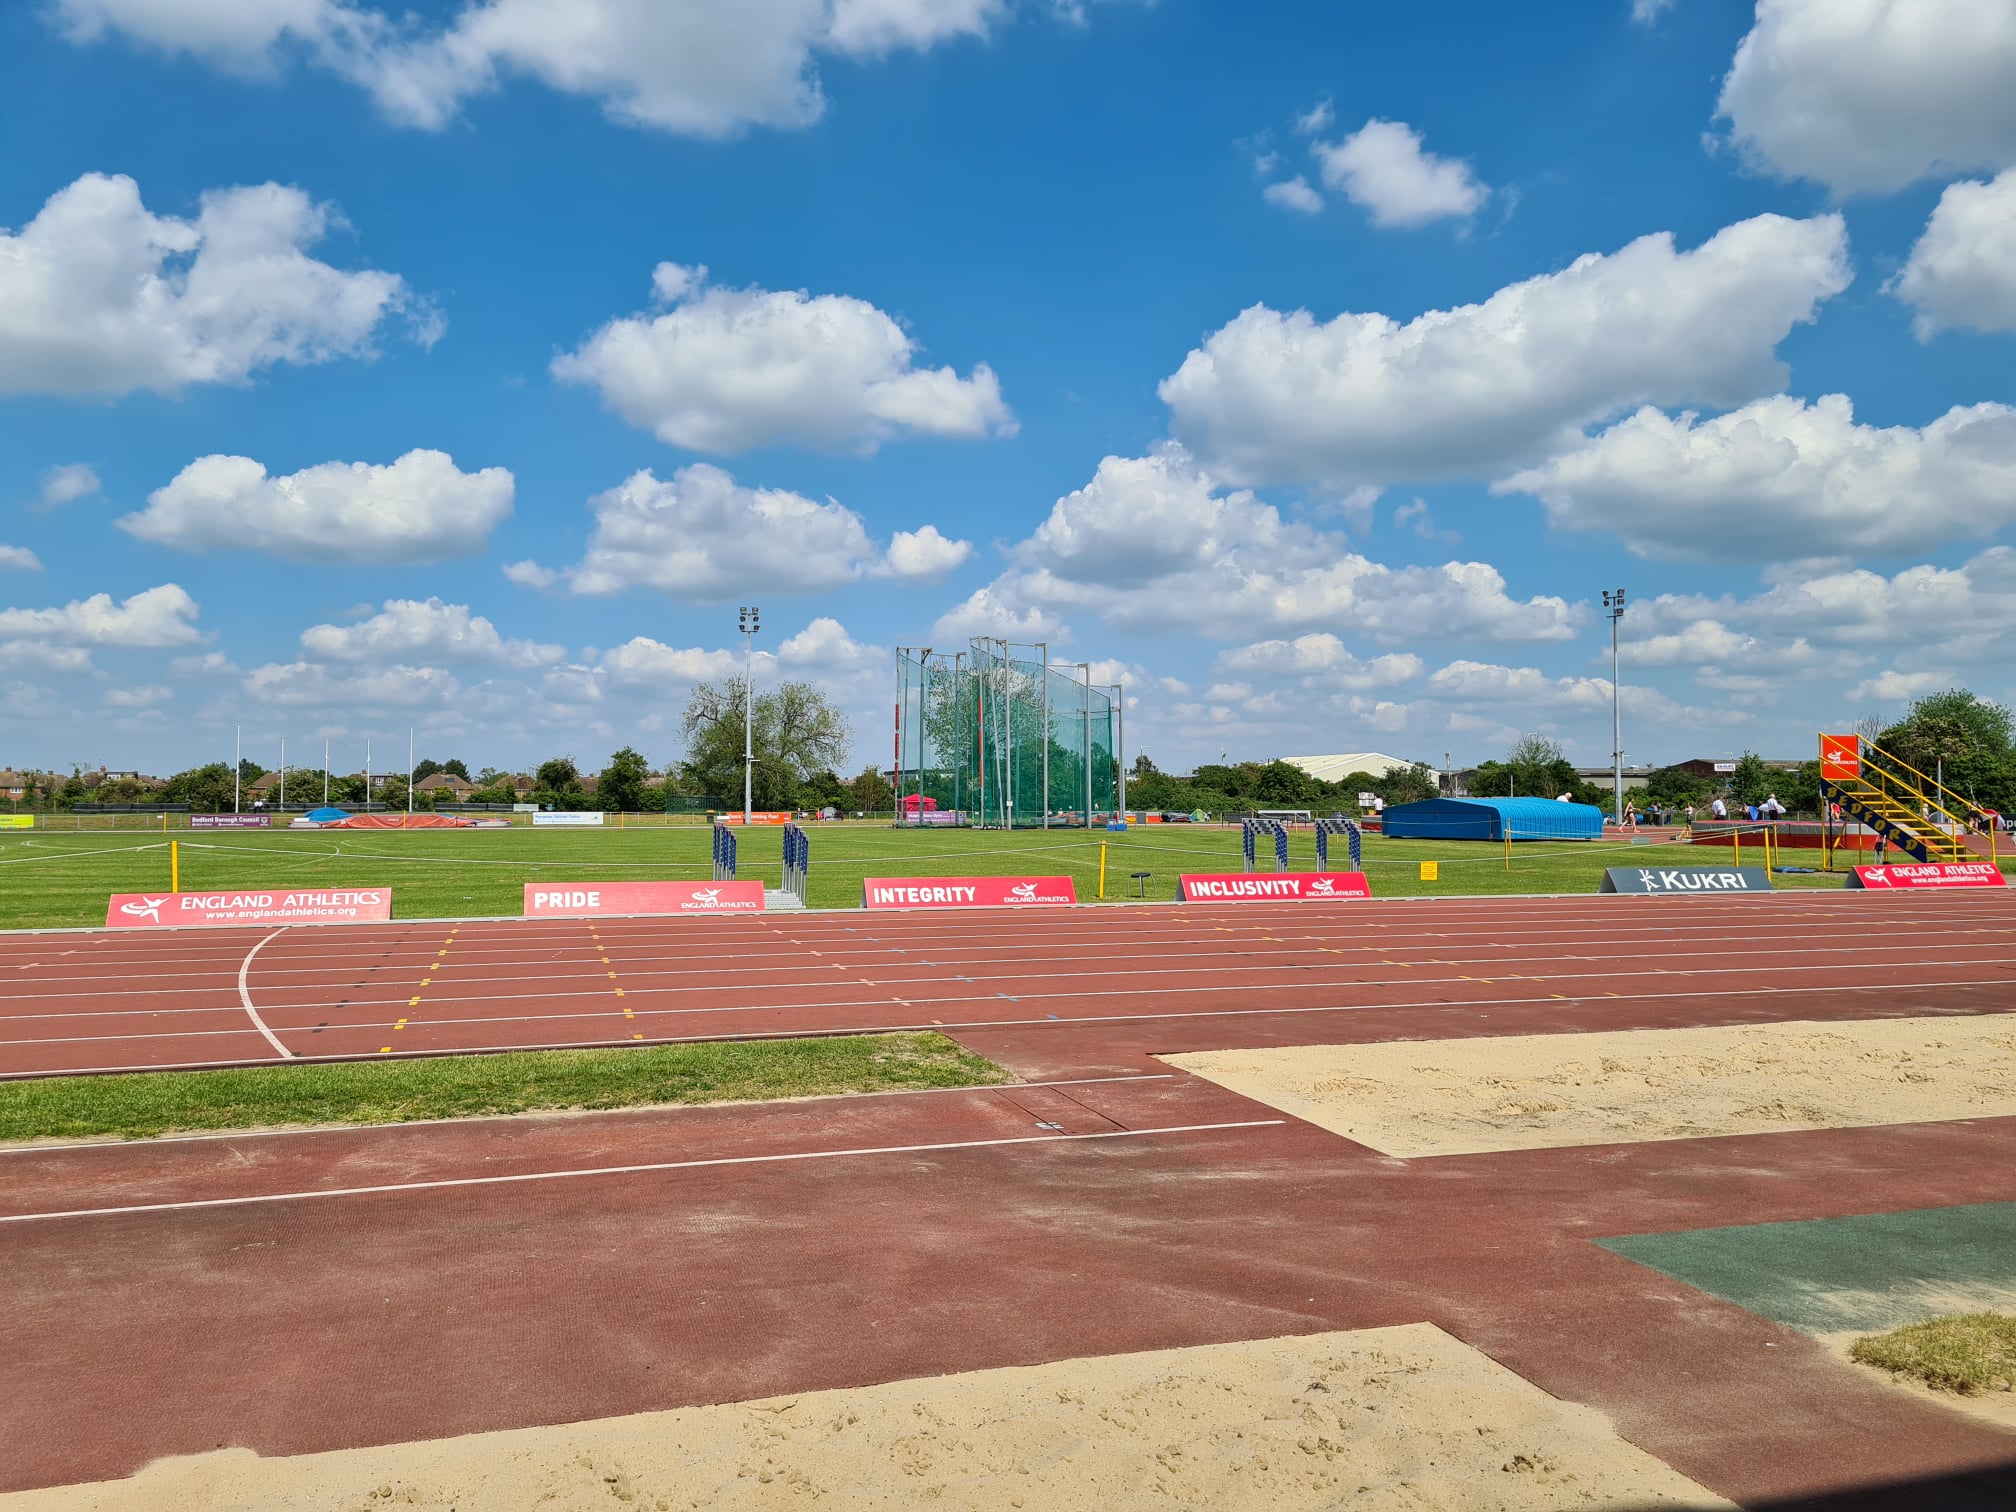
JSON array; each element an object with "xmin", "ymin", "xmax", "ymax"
[{"xmin": 1820, "ymin": 735, "xmax": 1979, "ymax": 863}]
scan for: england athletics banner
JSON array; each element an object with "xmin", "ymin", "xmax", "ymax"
[
  {"xmin": 1847, "ymin": 863, "xmax": 2008, "ymax": 890},
  {"xmin": 861, "ymin": 876, "xmax": 1077, "ymax": 909},
  {"xmin": 523, "ymin": 881, "xmax": 766, "ymax": 916},
  {"xmin": 1178, "ymin": 872, "xmax": 1373, "ymax": 902},
  {"xmin": 106, "ymin": 889, "xmax": 393, "ymax": 929}
]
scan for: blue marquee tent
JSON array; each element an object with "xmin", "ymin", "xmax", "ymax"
[{"xmin": 1381, "ymin": 796, "xmax": 1603, "ymax": 842}]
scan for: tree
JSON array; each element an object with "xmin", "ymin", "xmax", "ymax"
[
  {"xmin": 1375, "ymin": 763, "xmax": 1439, "ymax": 807},
  {"xmin": 847, "ymin": 765, "xmax": 894, "ymax": 813},
  {"xmin": 598, "ymin": 746, "xmax": 652, "ymax": 812},
  {"xmin": 1130, "ymin": 753, "xmax": 1161, "ymax": 779},
  {"xmin": 681, "ymin": 678, "xmax": 851, "ymax": 810},
  {"xmin": 535, "ymin": 756, "xmax": 582, "ymax": 792},
  {"xmin": 439, "ymin": 758, "xmax": 471, "ymax": 781},
  {"xmin": 411, "ymin": 758, "xmax": 444, "ymax": 784},
  {"xmin": 162, "ymin": 762, "xmax": 236, "ymax": 813},
  {"xmin": 1645, "ymin": 764, "xmax": 1713, "ymax": 805},
  {"xmin": 802, "ymin": 768, "xmax": 849, "ymax": 811},
  {"xmin": 1728, "ymin": 752, "xmax": 1773, "ymax": 806},
  {"xmin": 237, "ymin": 758, "xmax": 267, "ymax": 784}
]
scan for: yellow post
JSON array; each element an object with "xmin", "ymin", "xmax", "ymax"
[
  {"xmin": 1503, "ymin": 834, "xmax": 1511, "ymax": 872},
  {"xmin": 620, "ymin": 811, "xmax": 626, "ymax": 830},
  {"xmin": 170, "ymin": 839, "xmax": 179, "ymax": 894},
  {"xmin": 1734, "ymin": 829, "xmax": 1741, "ymax": 866},
  {"xmin": 1099, "ymin": 841, "xmax": 1108, "ymax": 899}
]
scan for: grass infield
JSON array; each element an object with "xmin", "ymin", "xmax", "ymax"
[
  {"xmin": 0, "ymin": 1032, "xmax": 1014, "ymax": 1143},
  {"xmin": 0, "ymin": 820, "xmax": 1928, "ymax": 929},
  {"xmin": 1850, "ymin": 1312, "xmax": 2016, "ymax": 1396}
]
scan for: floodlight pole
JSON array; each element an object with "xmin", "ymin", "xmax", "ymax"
[
  {"xmin": 323, "ymin": 739, "xmax": 329, "ymax": 806},
  {"xmin": 233, "ymin": 725, "xmax": 241, "ymax": 814},
  {"xmin": 1040, "ymin": 643, "xmax": 1050, "ymax": 829},
  {"xmin": 739, "ymin": 607, "xmax": 760, "ymax": 823},
  {"xmin": 1603, "ymin": 587, "xmax": 1627, "ymax": 825},
  {"xmin": 407, "ymin": 727, "xmax": 414, "ymax": 818},
  {"xmin": 279, "ymin": 737, "xmax": 286, "ymax": 811}
]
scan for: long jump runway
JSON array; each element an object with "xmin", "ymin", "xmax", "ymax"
[{"xmin": 3, "ymin": 891, "xmax": 2016, "ymax": 1506}]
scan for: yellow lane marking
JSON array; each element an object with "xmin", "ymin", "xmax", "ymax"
[{"xmin": 394, "ymin": 1018, "xmax": 408, "ymax": 1031}]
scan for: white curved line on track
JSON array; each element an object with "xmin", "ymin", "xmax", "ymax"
[
  {"xmin": 236, "ymin": 929, "xmax": 295, "ymax": 1060},
  {"xmin": 0, "ymin": 1119, "xmax": 1286, "ymax": 1223}
]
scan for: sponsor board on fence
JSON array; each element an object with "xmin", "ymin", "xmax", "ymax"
[
  {"xmin": 106, "ymin": 889, "xmax": 393, "ymax": 929},
  {"xmin": 523, "ymin": 881, "xmax": 766, "ymax": 917},
  {"xmin": 861, "ymin": 876, "xmax": 1077, "ymax": 909},
  {"xmin": 0, "ymin": 815, "xmax": 33, "ymax": 829},
  {"xmin": 1819, "ymin": 733, "xmax": 1861, "ymax": 782},
  {"xmin": 1177, "ymin": 872, "xmax": 1373, "ymax": 902},
  {"xmin": 1847, "ymin": 863, "xmax": 2008, "ymax": 890},
  {"xmin": 531, "ymin": 811, "xmax": 606, "ymax": 827},
  {"xmin": 191, "ymin": 814, "xmax": 271, "ymax": 829},
  {"xmin": 1600, "ymin": 866, "xmax": 1773, "ymax": 894},
  {"xmin": 719, "ymin": 811, "xmax": 795, "ymax": 825}
]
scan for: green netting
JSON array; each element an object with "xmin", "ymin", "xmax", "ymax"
[{"xmin": 895, "ymin": 641, "xmax": 1116, "ymax": 827}]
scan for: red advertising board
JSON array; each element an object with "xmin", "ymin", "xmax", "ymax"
[
  {"xmin": 1819, "ymin": 734, "xmax": 1861, "ymax": 781},
  {"xmin": 861, "ymin": 876, "xmax": 1077, "ymax": 909},
  {"xmin": 523, "ymin": 881, "xmax": 766, "ymax": 916},
  {"xmin": 106, "ymin": 889, "xmax": 392, "ymax": 929},
  {"xmin": 1848, "ymin": 863, "xmax": 2008, "ymax": 890},
  {"xmin": 1178, "ymin": 872, "xmax": 1373, "ymax": 901},
  {"xmin": 717, "ymin": 811, "xmax": 794, "ymax": 826}
]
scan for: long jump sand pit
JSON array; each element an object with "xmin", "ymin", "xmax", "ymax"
[
  {"xmin": 1166, "ymin": 1013, "xmax": 2016, "ymax": 1157},
  {"xmin": 5, "ymin": 1324, "xmax": 1728, "ymax": 1510}
]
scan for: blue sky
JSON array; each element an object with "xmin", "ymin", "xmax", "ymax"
[{"xmin": 4, "ymin": 0, "xmax": 2015, "ymax": 780}]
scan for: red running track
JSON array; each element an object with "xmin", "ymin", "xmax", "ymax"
[
  {"xmin": 4, "ymin": 890, "xmax": 2016, "ymax": 1078},
  {"xmin": 4, "ymin": 890, "xmax": 2016, "ymax": 1507}
]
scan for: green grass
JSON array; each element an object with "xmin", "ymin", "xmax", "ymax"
[
  {"xmin": 0, "ymin": 820, "xmax": 1959, "ymax": 929},
  {"xmin": 1850, "ymin": 1313, "xmax": 2016, "ymax": 1395},
  {"xmin": 0, "ymin": 1032, "xmax": 1013, "ymax": 1143}
]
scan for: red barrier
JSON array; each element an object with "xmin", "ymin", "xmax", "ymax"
[
  {"xmin": 861, "ymin": 876, "xmax": 1077, "ymax": 909},
  {"xmin": 523, "ymin": 881, "xmax": 765, "ymax": 916},
  {"xmin": 1178, "ymin": 872, "xmax": 1373, "ymax": 901},
  {"xmin": 1847, "ymin": 863, "xmax": 2008, "ymax": 890},
  {"xmin": 107, "ymin": 889, "xmax": 393, "ymax": 929}
]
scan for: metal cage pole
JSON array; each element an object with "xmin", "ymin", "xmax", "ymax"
[{"xmin": 1041, "ymin": 643, "xmax": 1050, "ymax": 828}]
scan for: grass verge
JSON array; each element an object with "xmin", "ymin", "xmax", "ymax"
[
  {"xmin": 0, "ymin": 1032, "xmax": 1014, "ymax": 1143},
  {"xmin": 1849, "ymin": 1312, "xmax": 2016, "ymax": 1395}
]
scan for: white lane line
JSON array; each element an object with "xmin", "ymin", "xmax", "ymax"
[
  {"xmin": 0, "ymin": 1119, "xmax": 1286, "ymax": 1223},
  {"xmin": 236, "ymin": 929, "xmax": 294, "ymax": 1060},
  {"xmin": 0, "ymin": 1074, "xmax": 1177, "ymax": 1155}
]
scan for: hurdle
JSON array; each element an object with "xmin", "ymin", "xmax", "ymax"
[
  {"xmin": 1242, "ymin": 818, "xmax": 1289, "ymax": 874},
  {"xmin": 782, "ymin": 822, "xmax": 809, "ymax": 906},
  {"xmin": 1316, "ymin": 816, "xmax": 1362, "ymax": 870},
  {"xmin": 712, "ymin": 822, "xmax": 738, "ymax": 882}
]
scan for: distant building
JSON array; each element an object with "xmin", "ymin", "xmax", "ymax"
[
  {"xmin": 414, "ymin": 773, "xmax": 476, "ymax": 800},
  {"xmin": 1674, "ymin": 757, "xmax": 1804, "ymax": 780},
  {"xmin": 1573, "ymin": 765, "xmax": 1654, "ymax": 792},
  {"xmin": 1279, "ymin": 752, "xmax": 1422, "ymax": 783}
]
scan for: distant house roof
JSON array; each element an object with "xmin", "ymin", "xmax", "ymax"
[
  {"xmin": 415, "ymin": 773, "xmax": 474, "ymax": 793},
  {"xmin": 1279, "ymin": 752, "xmax": 1421, "ymax": 782}
]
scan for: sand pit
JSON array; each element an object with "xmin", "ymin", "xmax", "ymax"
[
  {"xmin": 3, "ymin": 1324, "xmax": 1728, "ymax": 1511},
  {"xmin": 1166, "ymin": 1013, "xmax": 2016, "ymax": 1157}
]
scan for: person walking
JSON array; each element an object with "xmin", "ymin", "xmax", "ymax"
[{"xmin": 1710, "ymin": 796, "xmax": 1727, "ymax": 821}]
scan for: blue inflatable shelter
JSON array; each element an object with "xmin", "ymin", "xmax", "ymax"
[{"xmin": 1382, "ymin": 796, "xmax": 1603, "ymax": 842}]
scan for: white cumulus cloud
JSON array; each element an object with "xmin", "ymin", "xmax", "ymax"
[
  {"xmin": 0, "ymin": 547, "xmax": 43, "ymax": 572},
  {"xmin": 1213, "ymin": 634, "xmax": 1423, "ymax": 689},
  {"xmin": 1892, "ymin": 169, "xmax": 2016, "ymax": 337},
  {"xmin": 242, "ymin": 660, "xmax": 462, "ymax": 708},
  {"xmin": 300, "ymin": 598, "xmax": 565, "ymax": 666},
  {"xmin": 0, "ymin": 583, "xmax": 201, "ymax": 646},
  {"xmin": 538, "ymin": 463, "xmax": 970, "ymax": 599},
  {"xmin": 55, "ymin": 0, "xmax": 1007, "ymax": 138},
  {"xmin": 0, "ymin": 172, "xmax": 430, "ymax": 398},
  {"xmin": 1716, "ymin": 0, "xmax": 2016, "ymax": 194},
  {"xmin": 1160, "ymin": 212, "xmax": 1850, "ymax": 490},
  {"xmin": 1311, "ymin": 119, "xmax": 1488, "ymax": 228},
  {"xmin": 973, "ymin": 445, "xmax": 1578, "ymax": 642},
  {"xmin": 39, "ymin": 464, "xmax": 102, "ymax": 508},
  {"xmin": 553, "ymin": 264, "xmax": 1012, "ymax": 453},
  {"xmin": 1261, "ymin": 177, "xmax": 1323, "ymax": 214},
  {"xmin": 1496, "ymin": 395, "xmax": 2016, "ymax": 560},
  {"xmin": 122, "ymin": 449, "xmax": 514, "ymax": 562}
]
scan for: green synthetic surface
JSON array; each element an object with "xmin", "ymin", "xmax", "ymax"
[
  {"xmin": 0, "ymin": 822, "xmax": 1881, "ymax": 929},
  {"xmin": 0, "ymin": 1032, "xmax": 1012, "ymax": 1143},
  {"xmin": 1599, "ymin": 1202, "xmax": 2016, "ymax": 1336}
]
